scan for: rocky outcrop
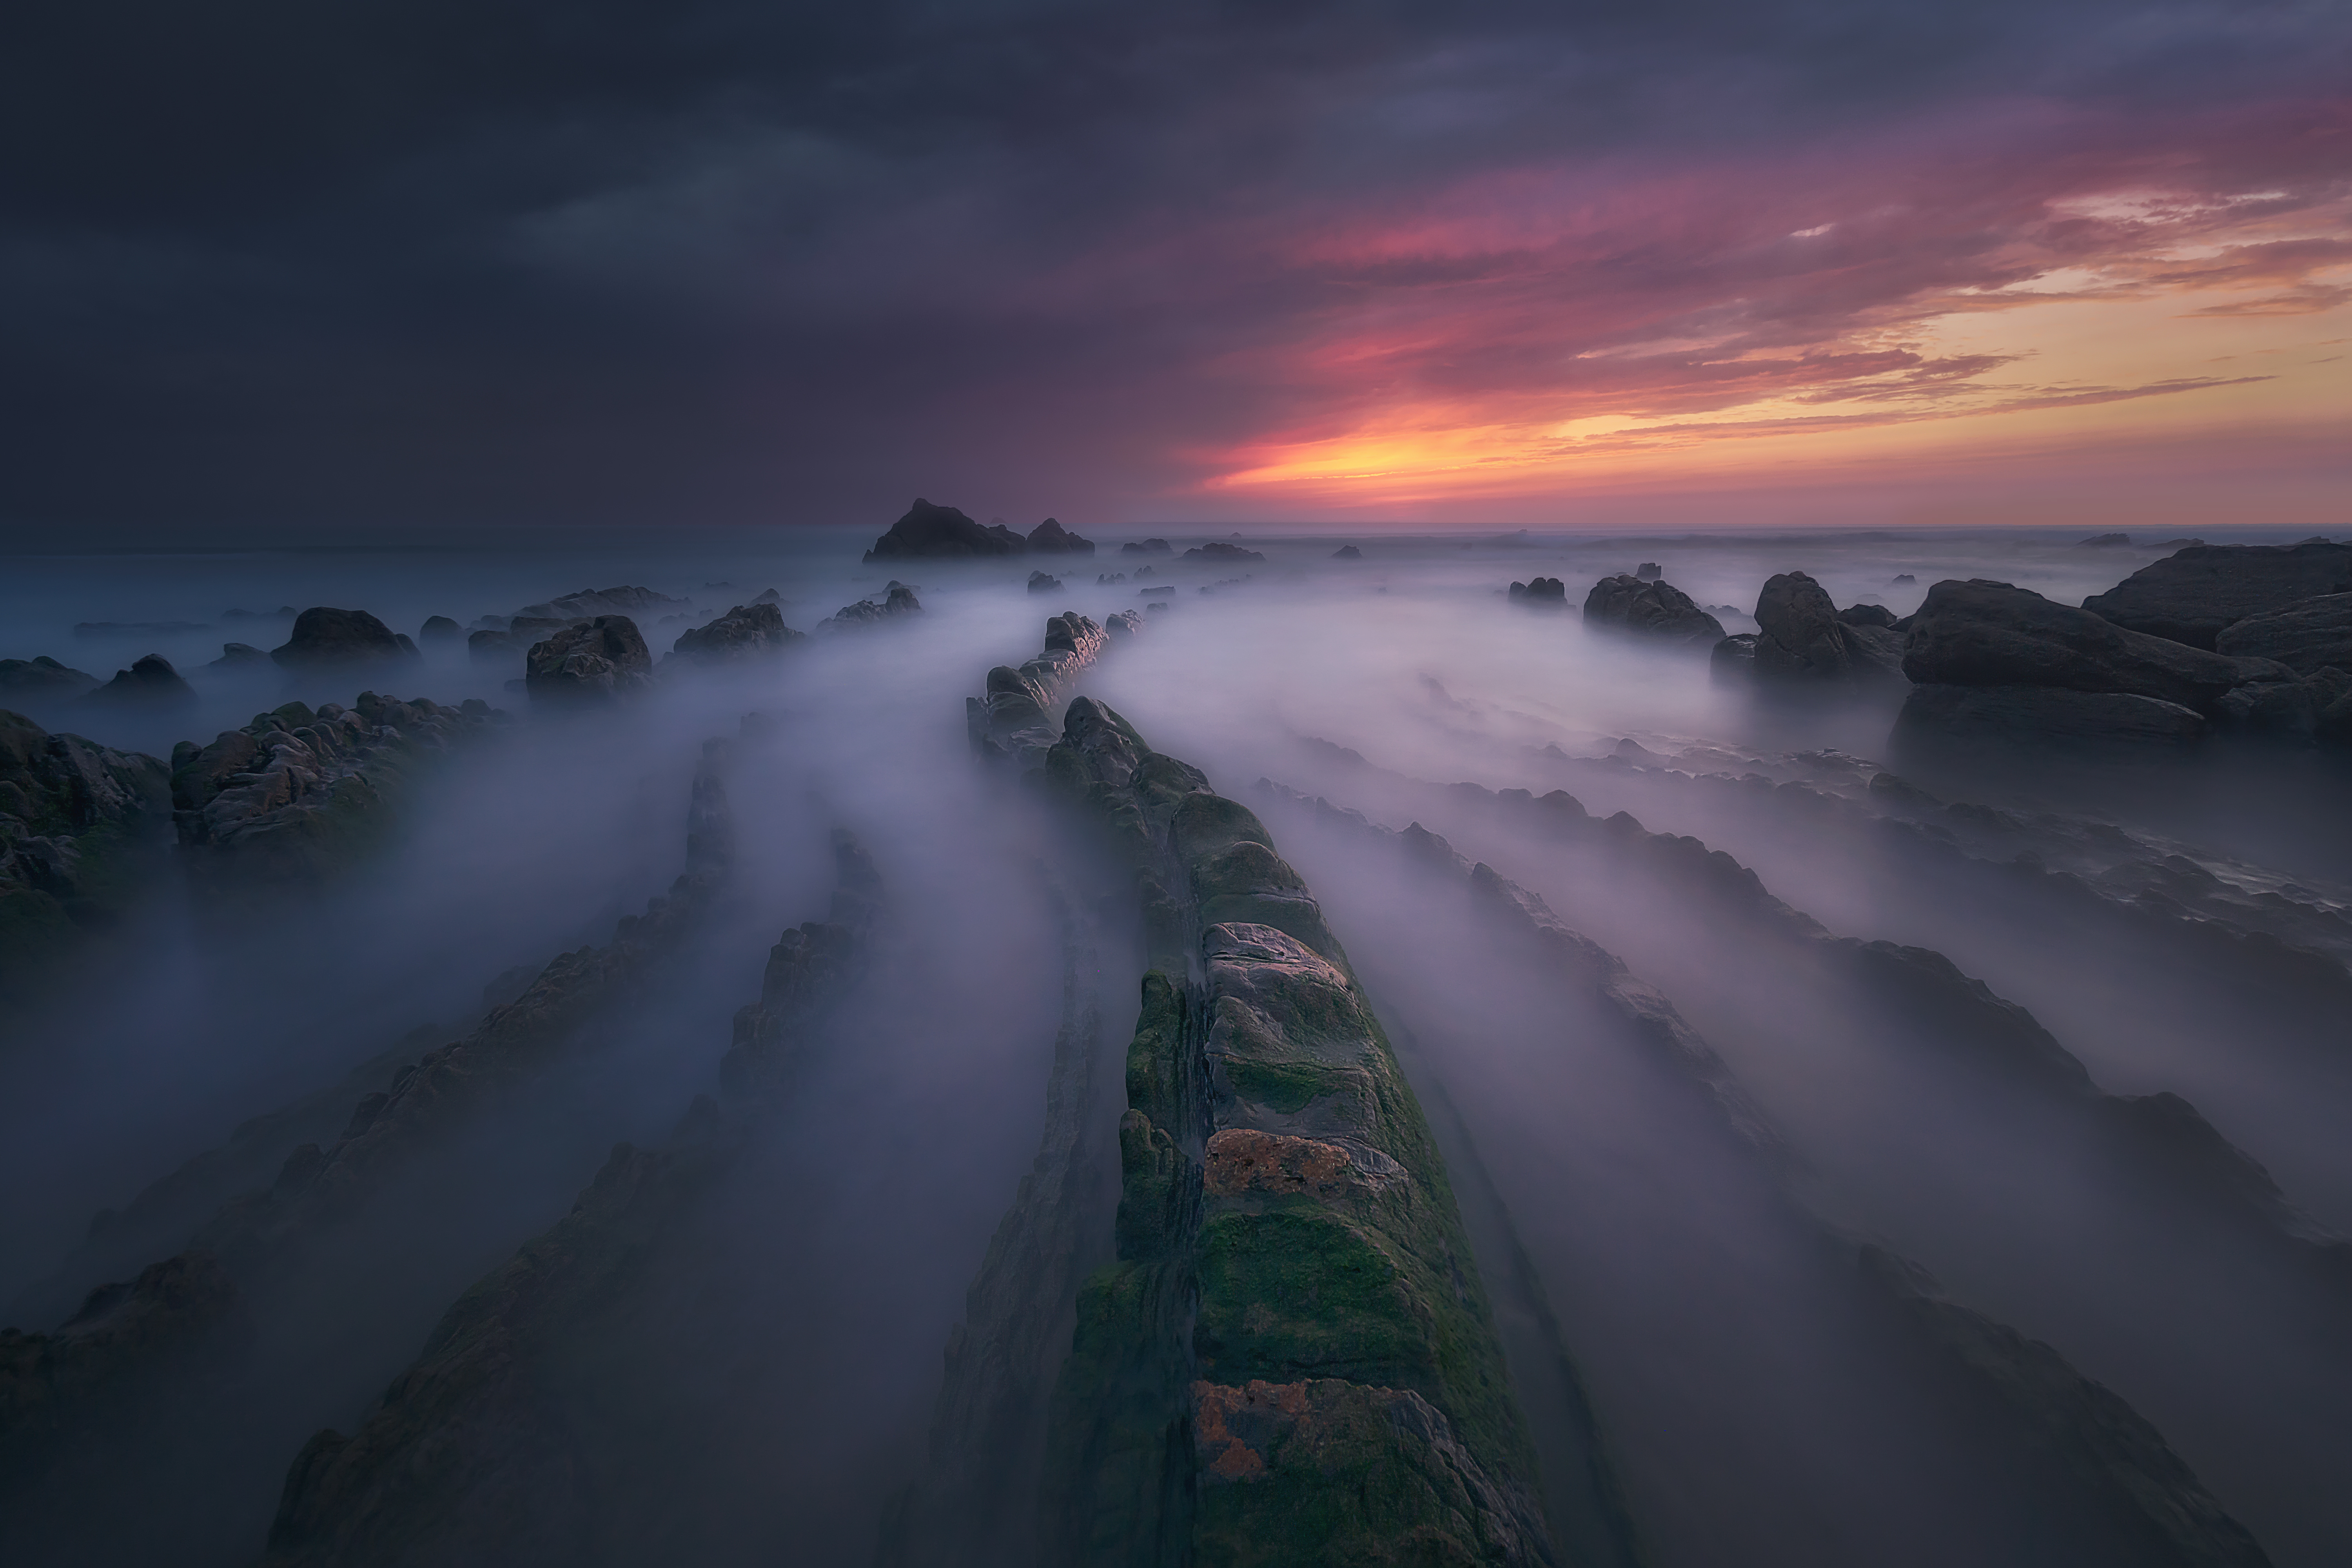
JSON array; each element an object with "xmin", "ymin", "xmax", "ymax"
[
  {"xmin": 1331, "ymin": 544, "xmax": 1362, "ymax": 560},
  {"xmin": 1028, "ymin": 518, "xmax": 1095, "ymax": 554},
  {"xmin": 0, "ymin": 711, "xmax": 170, "ymax": 994},
  {"xmin": 270, "ymin": 608, "xmax": 417, "ymax": 671},
  {"xmin": 1509, "ymin": 576, "xmax": 1568, "ymax": 606},
  {"xmin": 417, "ymin": 616, "xmax": 461, "ymax": 644},
  {"xmin": 2213, "ymin": 593, "xmax": 2352, "ymax": 677},
  {"xmin": 1635, "ymin": 562, "xmax": 1662, "ymax": 579},
  {"xmin": 258, "ymin": 826, "xmax": 879, "ymax": 1568},
  {"xmin": 1027, "ymin": 570, "xmax": 1064, "ymax": 594},
  {"xmin": 0, "ymin": 657, "xmax": 98, "ymax": 703},
  {"xmin": 171, "ymin": 693, "xmax": 508, "ymax": 893},
  {"xmin": 965, "ymin": 612, "xmax": 1129, "ymax": 766},
  {"xmin": 817, "ymin": 581, "xmax": 923, "ymax": 630},
  {"xmin": 512, "ymin": 586, "xmax": 684, "ymax": 622},
  {"xmin": 1120, "ymin": 538, "xmax": 1172, "ymax": 556},
  {"xmin": 210, "ymin": 642, "xmax": 270, "ymax": 669},
  {"xmin": 524, "ymin": 616, "xmax": 651, "ymax": 704},
  {"xmin": 1583, "ymin": 575, "xmax": 1725, "ymax": 645},
  {"xmin": 82, "ymin": 653, "xmax": 198, "ymax": 711},
  {"xmin": 1838, "ymin": 603, "xmax": 1897, "ymax": 629},
  {"xmin": 2082, "ymin": 541, "xmax": 2352, "ymax": 649},
  {"xmin": 1739, "ymin": 571, "xmax": 1906, "ymax": 684},
  {"xmin": 666, "ymin": 602, "xmax": 804, "ymax": 664},
  {"xmin": 1181, "ymin": 541, "xmax": 1265, "ymax": 564},
  {"xmin": 865, "ymin": 498, "xmax": 1028, "ymax": 560},
  {"xmin": 1038, "ymin": 699, "xmax": 1553, "ymax": 1566}
]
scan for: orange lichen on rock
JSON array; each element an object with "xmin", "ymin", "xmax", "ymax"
[
  {"xmin": 1192, "ymin": 1379, "xmax": 1315, "ymax": 1483},
  {"xmin": 1202, "ymin": 1129, "xmax": 1355, "ymax": 1198}
]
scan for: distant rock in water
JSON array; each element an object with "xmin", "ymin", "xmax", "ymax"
[
  {"xmin": 208, "ymin": 643, "xmax": 270, "ymax": 669},
  {"xmin": 1120, "ymin": 538, "xmax": 1173, "ymax": 556},
  {"xmin": 1182, "ymin": 540, "xmax": 1264, "ymax": 563},
  {"xmin": 0, "ymin": 656, "xmax": 98, "ymax": 701},
  {"xmin": 1026, "ymin": 517, "xmax": 1094, "ymax": 554},
  {"xmin": 512, "ymin": 586, "xmax": 683, "ymax": 622},
  {"xmin": 668, "ymin": 603, "xmax": 804, "ymax": 664},
  {"xmin": 2213, "ymin": 592, "xmax": 2352, "ymax": 677},
  {"xmin": 1510, "ymin": 577, "xmax": 1568, "ymax": 606},
  {"xmin": 84, "ymin": 654, "xmax": 198, "ymax": 710},
  {"xmin": 418, "ymin": 616, "xmax": 461, "ymax": 644},
  {"xmin": 2077, "ymin": 533, "xmax": 2132, "ymax": 547},
  {"xmin": 270, "ymin": 608, "xmax": 414, "ymax": 670},
  {"xmin": 1098, "ymin": 572, "xmax": 1127, "ymax": 584},
  {"xmin": 1891, "ymin": 573, "xmax": 1916, "ymax": 585},
  {"xmin": 865, "ymin": 498, "xmax": 1027, "ymax": 560},
  {"xmin": 1582, "ymin": 575, "xmax": 1721, "ymax": 644},
  {"xmin": 2082, "ymin": 540, "xmax": 2352, "ymax": 649},
  {"xmin": 1635, "ymin": 561, "xmax": 1662, "ymax": 579},
  {"xmin": 1027, "ymin": 570, "xmax": 1064, "ymax": 594},
  {"xmin": 817, "ymin": 582, "xmax": 923, "ymax": 631},
  {"xmin": 524, "ymin": 617, "xmax": 652, "ymax": 704},
  {"xmin": 753, "ymin": 587, "xmax": 782, "ymax": 604},
  {"xmin": 1331, "ymin": 544, "xmax": 1362, "ymax": 559}
]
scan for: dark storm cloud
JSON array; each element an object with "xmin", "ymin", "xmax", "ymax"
[{"xmin": 0, "ymin": 0, "xmax": 2340, "ymax": 531}]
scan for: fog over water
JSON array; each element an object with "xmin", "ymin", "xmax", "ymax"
[{"xmin": 2, "ymin": 522, "xmax": 2348, "ymax": 1567}]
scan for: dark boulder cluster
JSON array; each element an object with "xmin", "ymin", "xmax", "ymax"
[
  {"xmin": 523, "ymin": 618, "xmax": 652, "ymax": 705},
  {"xmin": 1027, "ymin": 570, "xmax": 1063, "ymax": 594},
  {"xmin": 666, "ymin": 603, "xmax": 805, "ymax": 665},
  {"xmin": 817, "ymin": 581, "xmax": 923, "ymax": 631},
  {"xmin": 2083, "ymin": 540, "xmax": 2352, "ymax": 649},
  {"xmin": 863, "ymin": 499, "xmax": 1094, "ymax": 560},
  {"xmin": 1508, "ymin": 576, "xmax": 1568, "ymax": 606},
  {"xmin": 0, "ymin": 711, "xmax": 170, "ymax": 993},
  {"xmin": 1582, "ymin": 575, "xmax": 1722, "ymax": 646},
  {"xmin": 172, "ymin": 693, "xmax": 509, "ymax": 891},
  {"xmin": 1706, "ymin": 572, "xmax": 1902, "ymax": 686}
]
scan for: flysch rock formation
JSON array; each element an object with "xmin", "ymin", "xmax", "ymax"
[
  {"xmin": 1263, "ymin": 772, "xmax": 2277, "ymax": 1568},
  {"xmin": 1036, "ymin": 697, "xmax": 1555, "ymax": 1568},
  {"xmin": 2083, "ymin": 541, "xmax": 2352, "ymax": 650},
  {"xmin": 258, "ymin": 831, "xmax": 885, "ymax": 1568},
  {"xmin": 0, "ymin": 740, "xmax": 741, "ymax": 1525},
  {"xmin": 966, "ymin": 611, "xmax": 1140, "ymax": 769},
  {"xmin": 171, "ymin": 693, "xmax": 510, "ymax": 895},
  {"xmin": 1581, "ymin": 575, "xmax": 1724, "ymax": 646},
  {"xmin": 0, "ymin": 710, "xmax": 171, "ymax": 998}
]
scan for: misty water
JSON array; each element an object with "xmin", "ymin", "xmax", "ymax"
[{"xmin": 4, "ymin": 523, "xmax": 2348, "ymax": 1567}]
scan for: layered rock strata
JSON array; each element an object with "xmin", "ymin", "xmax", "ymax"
[
  {"xmin": 171, "ymin": 693, "xmax": 509, "ymax": 894},
  {"xmin": 966, "ymin": 612, "xmax": 1136, "ymax": 768},
  {"xmin": 1038, "ymin": 697, "xmax": 1553, "ymax": 1566}
]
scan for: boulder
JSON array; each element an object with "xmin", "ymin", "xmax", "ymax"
[
  {"xmin": 2081, "ymin": 541, "xmax": 2352, "ymax": 648},
  {"xmin": 1895, "ymin": 684, "xmax": 2205, "ymax": 753},
  {"xmin": 1120, "ymin": 538, "xmax": 1173, "ymax": 556},
  {"xmin": 1331, "ymin": 545, "xmax": 1362, "ymax": 560},
  {"xmin": 0, "ymin": 657, "xmax": 98, "ymax": 701},
  {"xmin": 84, "ymin": 654, "xmax": 198, "ymax": 710},
  {"xmin": 1581, "ymin": 575, "xmax": 1724, "ymax": 645},
  {"xmin": 419, "ymin": 616, "xmax": 462, "ymax": 643},
  {"xmin": 524, "ymin": 617, "xmax": 652, "ymax": 704},
  {"xmin": 1837, "ymin": 604, "xmax": 1898, "ymax": 629},
  {"xmin": 1903, "ymin": 579, "xmax": 2288, "ymax": 714},
  {"xmin": 1510, "ymin": 577, "xmax": 1568, "ymax": 606},
  {"xmin": 1182, "ymin": 541, "xmax": 1265, "ymax": 563},
  {"xmin": 271, "ymin": 608, "xmax": 414, "ymax": 670},
  {"xmin": 864, "ymin": 498, "xmax": 1027, "ymax": 561},
  {"xmin": 1710, "ymin": 634, "xmax": 1759, "ymax": 680},
  {"xmin": 2212, "ymin": 592, "xmax": 2352, "ymax": 676},
  {"xmin": 1026, "ymin": 517, "xmax": 1094, "ymax": 554},
  {"xmin": 668, "ymin": 603, "xmax": 804, "ymax": 664},
  {"xmin": 1746, "ymin": 572, "xmax": 1904, "ymax": 683},
  {"xmin": 1027, "ymin": 570, "xmax": 1064, "ymax": 594}
]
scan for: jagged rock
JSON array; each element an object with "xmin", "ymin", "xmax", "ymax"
[
  {"xmin": 209, "ymin": 643, "xmax": 271, "ymax": 669},
  {"xmin": 1509, "ymin": 577, "xmax": 1568, "ymax": 606},
  {"xmin": 817, "ymin": 582, "xmax": 923, "ymax": 630},
  {"xmin": 417, "ymin": 616, "xmax": 461, "ymax": 644},
  {"xmin": 1748, "ymin": 571, "xmax": 1898, "ymax": 682},
  {"xmin": 667, "ymin": 603, "xmax": 804, "ymax": 664},
  {"xmin": 1331, "ymin": 544, "xmax": 1361, "ymax": 559},
  {"xmin": 1027, "ymin": 518, "xmax": 1094, "ymax": 554},
  {"xmin": 0, "ymin": 711, "xmax": 170, "ymax": 990},
  {"xmin": 270, "ymin": 608, "xmax": 414, "ymax": 671},
  {"xmin": 1582, "ymin": 575, "xmax": 1724, "ymax": 645},
  {"xmin": 524, "ymin": 618, "xmax": 651, "ymax": 705},
  {"xmin": 83, "ymin": 654, "xmax": 198, "ymax": 711},
  {"xmin": 1904, "ymin": 579, "xmax": 2290, "ymax": 714},
  {"xmin": 512, "ymin": 586, "xmax": 683, "ymax": 622},
  {"xmin": 1635, "ymin": 561, "xmax": 1662, "ymax": 579},
  {"xmin": 1027, "ymin": 570, "xmax": 1063, "ymax": 594},
  {"xmin": 864, "ymin": 498, "xmax": 1027, "ymax": 560},
  {"xmin": 1838, "ymin": 603, "xmax": 1898, "ymax": 628},
  {"xmin": 2082, "ymin": 541, "xmax": 2352, "ymax": 648},
  {"xmin": 2212, "ymin": 592, "xmax": 2352, "ymax": 676},
  {"xmin": 1182, "ymin": 541, "xmax": 1265, "ymax": 564},
  {"xmin": 0, "ymin": 657, "xmax": 99, "ymax": 701},
  {"xmin": 1895, "ymin": 685, "xmax": 2207, "ymax": 753},
  {"xmin": 172, "ymin": 694, "xmax": 508, "ymax": 891},
  {"xmin": 967, "ymin": 613, "xmax": 1113, "ymax": 765},
  {"xmin": 1120, "ymin": 538, "xmax": 1173, "ymax": 556}
]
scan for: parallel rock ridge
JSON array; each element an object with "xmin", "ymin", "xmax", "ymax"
[
  {"xmin": 966, "ymin": 611, "xmax": 1138, "ymax": 768},
  {"xmin": 1040, "ymin": 697, "xmax": 1551, "ymax": 1567},
  {"xmin": 171, "ymin": 693, "xmax": 508, "ymax": 892}
]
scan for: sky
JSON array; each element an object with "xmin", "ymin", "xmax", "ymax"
[{"xmin": 2, "ymin": 0, "xmax": 2345, "ymax": 535}]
